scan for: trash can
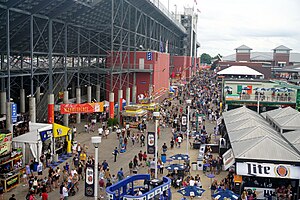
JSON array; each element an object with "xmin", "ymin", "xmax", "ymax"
[
  {"xmin": 192, "ymin": 162, "xmax": 197, "ymax": 171},
  {"xmin": 161, "ymin": 153, "xmax": 166, "ymax": 163}
]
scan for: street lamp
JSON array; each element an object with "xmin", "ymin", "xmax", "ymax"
[
  {"xmin": 186, "ymin": 99, "xmax": 192, "ymax": 156},
  {"xmin": 91, "ymin": 136, "xmax": 102, "ymax": 200},
  {"xmin": 153, "ymin": 111, "xmax": 160, "ymax": 179}
]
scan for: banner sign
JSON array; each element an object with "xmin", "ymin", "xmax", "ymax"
[
  {"xmin": 60, "ymin": 102, "xmax": 104, "ymax": 114},
  {"xmin": 48, "ymin": 104, "xmax": 54, "ymax": 124},
  {"xmin": 53, "ymin": 123, "xmax": 70, "ymax": 138},
  {"xmin": 244, "ymin": 187, "xmax": 276, "ymax": 199},
  {"xmin": 85, "ymin": 164, "xmax": 94, "ymax": 197},
  {"xmin": 11, "ymin": 103, "xmax": 17, "ymax": 123},
  {"xmin": 40, "ymin": 129, "xmax": 52, "ymax": 142},
  {"xmin": 147, "ymin": 132, "xmax": 155, "ymax": 154},
  {"xmin": 236, "ymin": 162, "xmax": 300, "ymax": 179},
  {"xmin": 181, "ymin": 115, "xmax": 187, "ymax": 132},
  {"xmin": 0, "ymin": 133, "xmax": 12, "ymax": 156},
  {"xmin": 222, "ymin": 148, "xmax": 235, "ymax": 170},
  {"xmin": 147, "ymin": 52, "xmax": 153, "ymax": 61}
]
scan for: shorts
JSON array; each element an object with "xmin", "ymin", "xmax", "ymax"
[{"xmin": 38, "ymin": 171, "xmax": 43, "ymax": 175}]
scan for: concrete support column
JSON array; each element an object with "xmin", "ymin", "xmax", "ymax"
[
  {"xmin": 76, "ymin": 88, "xmax": 81, "ymax": 124},
  {"xmin": 36, "ymin": 86, "xmax": 41, "ymax": 104},
  {"xmin": 118, "ymin": 90, "xmax": 123, "ymax": 123},
  {"xmin": 96, "ymin": 85, "xmax": 101, "ymax": 102},
  {"xmin": 132, "ymin": 85, "xmax": 137, "ymax": 104},
  {"xmin": 29, "ymin": 97, "xmax": 36, "ymax": 123},
  {"xmin": 6, "ymin": 102, "xmax": 11, "ymax": 131},
  {"xmin": 63, "ymin": 91, "xmax": 69, "ymax": 127},
  {"xmin": 48, "ymin": 94, "xmax": 54, "ymax": 124},
  {"xmin": 149, "ymin": 84, "xmax": 153, "ymax": 98},
  {"xmin": 0, "ymin": 92, "xmax": 7, "ymax": 114},
  {"xmin": 126, "ymin": 87, "xmax": 131, "ymax": 106},
  {"xmin": 109, "ymin": 92, "xmax": 114, "ymax": 119},
  {"xmin": 87, "ymin": 86, "xmax": 92, "ymax": 103},
  {"xmin": 20, "ymin": 89, "xmax": 25, "ymax": 113}
]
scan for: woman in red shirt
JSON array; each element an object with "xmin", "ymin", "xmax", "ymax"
[{"xmin": 41, "ymin": 190, "xmax": 48, "ymax": 200}]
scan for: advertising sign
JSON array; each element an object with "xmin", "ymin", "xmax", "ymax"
[
  {"xmin": 11, "ymin": 103, "xmax": 17, "ymax": 123},
  {"xmin": 40, "ymin": 130, "xmax": 52, "ymax": 142},
  {"xmin": 222, "ymin": 148, "xmax": 235, "ymax": 170},
  {"xmin": 53, "ymin": 123, "xmax": 70, "ymax": 138},
  {"xmin": 181, "ymin": 115, "xmax": 187, "ymax": 132},
  {"xmin": 236, "ymin": 162, "xmax": 300, "ymax": 179},
  {"xmin": 147, "ymin": 52, "xmax": 153, "ymax": 61},
  {"xmin": 60, "ymin": 102, "xmax": 104, "ymax": 114},
  {"xmin": 147, "ymin": 132, "xmax": 155, "ymax": 154},
  {"xmin": 0, "ymin": 133, "xmax": 12, "ymax": 156},
  {"xmin": 48, "ymin": 104, "xmax": 54, "ymax": 124},
  {"xmin": 85, "ymin": 164, "xmax": 94, "ymax": 197},
  {"xmin": 244, "ymin": 187, "xmax": 276, "ymax": 199}
]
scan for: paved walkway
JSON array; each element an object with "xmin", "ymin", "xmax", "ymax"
[{"xmin": 4, "ymin": 103, "xmax": 226, "ymax": 200}]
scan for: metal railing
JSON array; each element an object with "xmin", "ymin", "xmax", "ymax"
[{"xmin": 148, "ymin": 0, "xmax": 187, "ymax": 33}]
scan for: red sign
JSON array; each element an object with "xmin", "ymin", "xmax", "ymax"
[
  {"xmin": 60, "ymin": 103, "xmax": 104, "ymax": 114},
  {"xmin": 48, "ymin": 104, "xmax": 54, "ymax": 124},
  {"xmin": 109, "ymin": 102, "xmax": 114, "ymax": 119}
]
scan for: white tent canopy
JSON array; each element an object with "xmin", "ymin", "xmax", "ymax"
[
  {"xmin": 217, "ymin": 65, "xmax": 264, "ymax": 77},
  {"xmin": 13, "ymin": 122, "xmax": 52, "ymax": 163}
]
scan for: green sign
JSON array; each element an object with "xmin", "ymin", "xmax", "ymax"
[{"xmin": 296, "ymin": 89, "xmax": 300, "ymax": 110}]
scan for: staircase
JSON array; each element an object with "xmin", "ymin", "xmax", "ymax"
[{"xmin": 36, "ymin": 73, "xmax": 74, "ymax": 122}]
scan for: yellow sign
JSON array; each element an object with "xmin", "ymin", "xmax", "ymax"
[{"xmin": 53, "ymin": 123, "xmax": 70, "ymax": 138}]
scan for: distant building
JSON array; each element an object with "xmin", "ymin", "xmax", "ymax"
[{"xmin": 218, "ymin": 45, "xmax": 300, "ymax": 79}]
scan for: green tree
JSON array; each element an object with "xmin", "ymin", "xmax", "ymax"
[{"xmin": 200, "ymin": 53, "xmax": 212, "ymax": 64}]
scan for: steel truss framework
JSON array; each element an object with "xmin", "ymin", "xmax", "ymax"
[{"xmin": 0, "ymin": 0, "xmax": 186, "ymax": 121}]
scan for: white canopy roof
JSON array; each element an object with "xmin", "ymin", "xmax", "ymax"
[
  {"xmin": 223, "ymin": 106, "xmax": 300, "ymax": 162},
  {"xmin": 12, "ymin": 122, "xmax": 52, "ymax": 144},
  {"xmin": 217, "ymin": 65, "xmax": 263, "ymax": 76}
]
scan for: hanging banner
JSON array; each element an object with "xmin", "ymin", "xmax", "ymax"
[
  {"xmin": 0, "ymin": 133, "xmax": 12, "ymax": 156},
  {"xmin": 109, "ymin": 102, "xmax": 114, "ymax": 119},
  {"xmin": 147, "ymin": 132, "xmax": 155, "ymax": 154},
  {"xmin": 237, "ymin": 162, "xmax": 300, "ymax": 179},
  {"xmin": 11, "ymin": 103, "xmax": 17, "ymax": 123},
  {"xmin": 222, "ymin": 148, "xmax": 235, "ymax": 170},
  {"xmin": 48, "ymin": 104, "xmax": 54, "ymax": 124},
  {"xmin": 60, "ymin": 102, "xmax": 104, "ymax": 114},
  {"xmin": 244, "ymin": 187, "xmax": 276, "ymax": 199},
  {"xmin": 53, "ymin": 123, "xmax": 70, "ymax": 138}
]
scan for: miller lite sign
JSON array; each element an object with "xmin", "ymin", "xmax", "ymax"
[{"xmin": 236, "ymin": 162, "xmax": 300, "ymax": 179}]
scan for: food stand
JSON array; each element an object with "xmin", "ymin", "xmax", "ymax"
[
  {"xmin": 0, "ymin": 130, "xmax": 24, "ymax": 192},
  {"xmin": 122, "ymin": 105, "xmax": 147, "ymax": 128}
]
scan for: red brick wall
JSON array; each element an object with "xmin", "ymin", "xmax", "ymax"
[
  {"xmin": 236, "ymin": 53, "xmax": 251, "ymax": 62},
  {"xmin": 273, "ymin": 53, "xmax": 290, "ymax": 66}
]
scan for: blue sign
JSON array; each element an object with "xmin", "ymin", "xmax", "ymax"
[
  {"xmin": 40, "ymin": 130, "xmax": 52, "ymax": 142},
  {"xmin": 146, "ymin": 52, "xmax": 153, "ymax": 61},
  {"xmin": 11, "ymin": 103, "xmax": 17, "ymax": 123}
]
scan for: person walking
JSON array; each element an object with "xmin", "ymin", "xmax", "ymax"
[{"xmin": 113, "ymin": 147, "xmax": 119, "ymax": 162}]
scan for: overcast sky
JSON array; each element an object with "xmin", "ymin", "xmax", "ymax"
[{"xmin": 159, "ymin": 0, "xmax": 300, "ymax": 57}]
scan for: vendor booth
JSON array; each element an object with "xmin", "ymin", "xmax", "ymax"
[
  {"xmin": 52, "ymin": 123, "xmax": 72, "ymax": 157},
  {"xmin": 222, "ymin": 106, "xmax": 300, "ymax": 199},
  {"xmin": 12, "ymin": 122, "xmax": 52, "ymax": 166},
  {"xmin": 121, "ymin": 105, "xmax": 147, "ymax": 128},
  {"xmin": 0, "ymin": 130, "xmax": 24, "ymax": 192}
]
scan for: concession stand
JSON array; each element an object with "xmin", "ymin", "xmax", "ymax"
[
  {"xmin": 121, "ymin": 105, "xmax": 147, "ymax": 128},
  {"xmin": 0, "ymin": 130, "xmax": 24, "ymax": 192},
  {"xmin": 222, "ymin": 106, "xmax": 300, "ymax": 199}
]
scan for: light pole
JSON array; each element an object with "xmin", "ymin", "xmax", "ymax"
[
  {"xmin": 186, "ymin": 99, "xmax": 192, "ymax": 156},
  {"xmin": 91, "ymin": 136, "xmax": 102, "ymax": 200},
  {"xmin": 153, "ymin": 111, "xmax": 160, "ymax": 179}
]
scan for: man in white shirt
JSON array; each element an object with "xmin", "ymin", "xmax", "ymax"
[
  {"xmin": 98, "ymin": 127, "xmax": 103, "ymax": 136},
  {"xmin": 62, "ymin": 182, "xmax": 69, "ymax": 199},
  {"xmin": 177, "ymin": 136, "xmax": 182, "ymax": 147}
]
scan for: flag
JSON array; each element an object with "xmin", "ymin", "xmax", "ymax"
[{"xmin": 165, "ymin": 40, "xmax": 168, "ymax": 53}]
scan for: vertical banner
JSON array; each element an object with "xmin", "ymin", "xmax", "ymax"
[
  {"xmin": 48, "ymin": 104, "xmax": 54, "ymax": 124},
  {"xmin": 109, "ymin": 102, "xmax": 114, "ymax": 119},
  {"xmin": 147, "ymin": 132, "xmax": 155, "ymax": 154},
  {"xmin": 11, "ymin": 103, "xmax": 17, "ymax": 123},
  {"xmin": 85, "ymin": 164, "xmax": 95, "ymax": 197}
]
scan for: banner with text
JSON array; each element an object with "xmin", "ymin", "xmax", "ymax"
[
  {"xmin": 0, "ymin": 133, "xmax": 12, "ymax": 156},
  {"xmin": 237, "ymin": 162, "xmax": 300, "ymax": 179},
  {"xmin": 147, "ymin": 132, "xmax": 155, "ymax": 154},
  {"xmin": 53, "ymin": 123, "xmax": 70, "ymax": 138},
  {"xmin": 60, "ymin": 102, "xmax": 104, "ymax": 114},
  {"xmin": 244, "ymin": 187, "xmax": 276, "ymax": 199},
  {"xmin": 222, "ymin": 148, "xmax": 235, "ymax": 170}
]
